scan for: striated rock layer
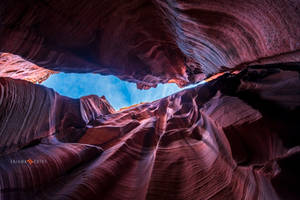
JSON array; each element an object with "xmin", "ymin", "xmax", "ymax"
[
  {"xmin": 0, "ymin": 66, "xmax": 299, "ymax": 199},
  {"xmin": 0, "ymin": 0, "xmax": 300, "ymax": 199},
  {"xmin": 0, "ymin": 53, "xmax": 56, "ymax": 83},
  {"xmin": 0, "ymin": 0, "xmax": 300, "ymax": 88},
  {"xmin": 0, "ymin": 77, "xmax": 114, "ymax": 156}
]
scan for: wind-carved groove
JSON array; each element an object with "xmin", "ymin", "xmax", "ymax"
[{"xmin": 0, "ymin": 0, "xmax": 300, "ymax": 199}]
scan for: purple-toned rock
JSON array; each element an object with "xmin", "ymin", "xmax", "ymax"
[{"xmin": 1, "ymin": 68, "xmax": 299, "ymax": 199}]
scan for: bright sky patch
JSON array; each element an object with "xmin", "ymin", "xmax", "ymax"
[{"xmin": 42, "ymin": 73, "xmax": 193, "ymax": 110}]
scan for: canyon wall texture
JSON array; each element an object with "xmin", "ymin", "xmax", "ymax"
[
  {"xmin": 0, "ymin": 77, "xmax": 115, "ymax": 156},
  {"xmin": 0, "ymin": 66, "xmax": 300, "ymax": 199},
  {"xmin": 0, "ymin": 53, "xmax": 56, "ymax": 83},
  {"xmin": 0, "ymin": 0, "xmax": 300, "ymax": 199},
  {"xmin": 0, "ymin": 0, "xmax": 300, "ymax": 88}
]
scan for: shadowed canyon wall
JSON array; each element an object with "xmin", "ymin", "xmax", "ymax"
[
  {"xmin": 1, "ymin": 67, "xmax": 300, "ymax": 199},
  {"xmin": 0, "ymin": 0, "xmax": 300, "ymax": 88},
  {"xmin": 0, "ymin": 0, "xmax": 300, "ymax": 199}
]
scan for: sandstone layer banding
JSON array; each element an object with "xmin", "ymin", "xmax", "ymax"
[{"xmin": 0, "ymin": 0, "xmax": 300, "ymax": 199}]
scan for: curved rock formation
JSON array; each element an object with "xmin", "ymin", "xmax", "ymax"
[
  {"xmin": 0, "ymin": 77, "xmax": 114, "ymax": 155},
  {"xmin": 0, "ymin": 53, "xmax": 56, "ymax": 83},
  {"xmin": 0, "ymin": 0, "xmax": 299, "ymax": 88},
  {"xmin": 0, "ymin": 0, "xmax": 300, "ymax": 199},
  {"xmin": 0, "ymin": 67, "xmax": 299, "ymax": 199}
]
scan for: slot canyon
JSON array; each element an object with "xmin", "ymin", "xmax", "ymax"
[{"xmin": 0, "ymin": 0, "xmax": 300, "ymax": 199}]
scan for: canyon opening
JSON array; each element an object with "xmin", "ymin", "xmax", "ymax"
[
  {"xmin": 0, "ymin": 0, "xmax": 300, "ymax": 200},
  {"xmin": 42, "ymin": 72, "xmax": 195, "ymax": 110}
]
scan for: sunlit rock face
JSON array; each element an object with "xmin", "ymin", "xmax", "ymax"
[
  {"xmin": 1, "ymin": 0, "xmax": 300, "ymax": 88},
  {"xmin": 0, "ymin": 53, "xmax": 56, "ymax": 83},
  {"xmin": 0, "ymin": 67, "xmax": 299, "ymax": 199}
]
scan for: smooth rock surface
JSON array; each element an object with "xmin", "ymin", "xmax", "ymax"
[
  {"xmin": 0, "ymin": 68, "xmax": 299, "ymax": 199},
  {"xmin": 0, "ymin": 53, "xmax": 56, "ymax": 83},
  {"xmin": 0, "ymin": 0, "xmax": 300, "ymax": 199},
  {"xmin": 1, "ymin": 0, "xmax": 299, "ymax": 88}
]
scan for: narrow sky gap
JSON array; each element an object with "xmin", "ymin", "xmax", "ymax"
[{"xmin": 42, "ymin": 73, "xmax": 204, "ymax": 110}]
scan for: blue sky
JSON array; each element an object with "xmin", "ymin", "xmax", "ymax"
[{"xmin": 42, "ymin": 73, "xmax": 194, "ymax": 110}]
